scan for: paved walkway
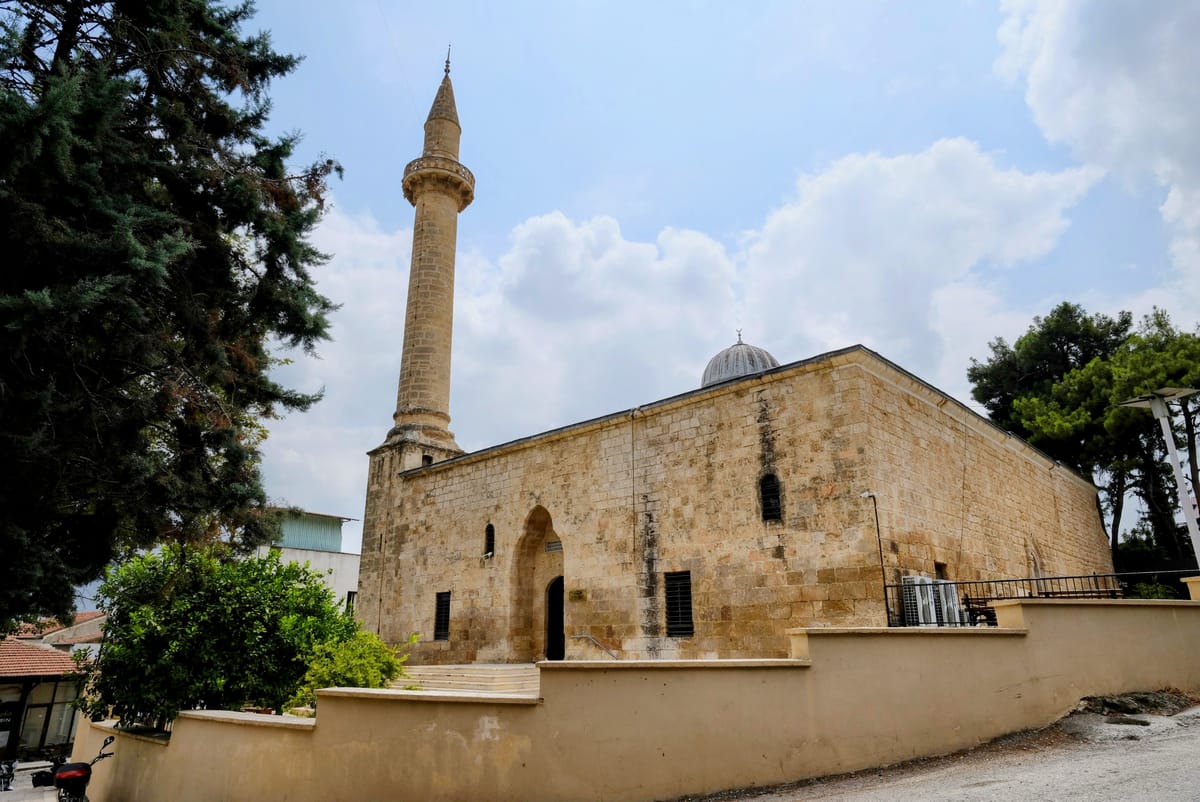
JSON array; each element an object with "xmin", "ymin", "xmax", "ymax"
[
  {"xmin": 690, "ymin": 707, "xmax": 1200, "ymax": 802},
  {"xmin": 3, "ymin": 761, "xmax": 55, "ymax": 801}
]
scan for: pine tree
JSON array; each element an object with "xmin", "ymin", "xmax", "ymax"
[
  {"xmin": 969, "ymin": 304, "xmax": 1200, "ymax": 566},
  {"xmin": 0, "ymin": 0, "xmax": 339, "ymax": 630}
]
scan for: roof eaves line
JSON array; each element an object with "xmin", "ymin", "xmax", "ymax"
[{"xmin": 397, "ymin": 344, "xmax": 867, "ymax": 476}]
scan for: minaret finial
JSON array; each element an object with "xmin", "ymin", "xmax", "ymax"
[
  {"xmin": 736, "ymin": 329, "xmax": 743, "ymax": 344},
  {"xmin": 445, "ymin": 45, "xmax": 451, "ymax": 76}
]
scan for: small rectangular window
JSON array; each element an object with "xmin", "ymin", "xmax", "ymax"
[
  {"xmin": 664, "ymin": 571, "xmax": 694, "ymax": 638},
  {"xmin": 434, "ymin": 591, "xmax": 451, "ymax": 641},
  {"xmin": 345, "ymin": 590, "xmax": 357, "ymax": 611},
  {"xmin": 760, "ymin": 473, "xmax": 782, "ymax": 521}
]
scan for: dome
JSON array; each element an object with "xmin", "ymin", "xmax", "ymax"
[{"xmin": 701, "ymin": 334, "xmax": 780, "ymax": 388}]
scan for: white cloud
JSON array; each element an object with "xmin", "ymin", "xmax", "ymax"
[
  {"xmin": 453, "ymin": 213, "xmax": 738, "ymax": 447},
  {"xmin": 260, "ymin": 206, "xmax": 415, "ymax": 551},
  {"xmin": 261, "ymin": 141, "xmax": 1100, "ymax": 555},
  {"xmin": 928, "ymin": 281, "xmax": 1032, "ymax": 406},
  {"xmin": 261, "ymin": 207, "xmax": 740, "ymax": 550},
  {"xmin": 996, "ymin": 0, "xmax": 1200, "ymax": 302},
  {"xmin": 741, "ymin": 138, "xmax": 1100, "ymax": 377}
]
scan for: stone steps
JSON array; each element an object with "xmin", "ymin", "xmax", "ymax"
[{"xmin": 396, "ymin": 663, "xmax": 540, "ymax": 694}]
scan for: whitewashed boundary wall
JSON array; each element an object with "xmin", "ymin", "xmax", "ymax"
[{"xmin": 76, "ymin": 597, "xmax": 1200, "ymax": 802}]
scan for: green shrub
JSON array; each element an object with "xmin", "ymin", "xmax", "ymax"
[
  {"xmin": 287, "ymin": 631, "xmax": 417, "ymax": 709},
  {"xmin": 1128, "ymin": 581, "xmax": 1178, "ymax": 600},
  {"xmin": 77, "ymin": 544, "xmax": 355, "ymax": 728}
]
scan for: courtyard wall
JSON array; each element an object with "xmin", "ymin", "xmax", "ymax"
[{"xmin": 77, "ymin": 598, "xmax": 1200, "ymax": 802}]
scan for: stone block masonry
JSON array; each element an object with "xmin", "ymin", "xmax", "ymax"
[
  {"xmin": 358, "ymin": 345, "xmax": 1112, "ymax": 663},
  {"xmin": 357, "ymin": 64, "xmax": 1107, "ymax": 666}
]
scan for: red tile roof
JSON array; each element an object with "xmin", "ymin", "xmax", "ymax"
[
  {"xmin": 0, "ymin": 638, "xmax": 78, "ymax": 678},
  {"xmin": 13, "ymin": 611, "xmax": 104, "ymax": 639},
  {"xmin": 13, "ymin": 620, "xmax": 58, "ymax": 638}
]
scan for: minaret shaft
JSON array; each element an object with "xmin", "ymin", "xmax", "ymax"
[
  {"xmin": 384, "ymin": 68, "xmax": 475, "ymax": 466},
  {"xmin": 394, "ymin": 190, "xmax": 460, "ymax": 432}
]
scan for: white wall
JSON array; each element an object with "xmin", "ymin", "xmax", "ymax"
[{"xmin": 272, "ymin": 548, "xmax": 360, "ymax": 608}]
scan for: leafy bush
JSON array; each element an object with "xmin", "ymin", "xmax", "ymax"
[
  {"xmin": 77, "ymin": 544, "xmax": 355, "ymax": 728},
  {"xmin": 287, "ymin": 632, "xmax": 417, "ymax": 709},
  {"xmin": 1128, "ymin": 581, "xmax": 1178, "ymax": 600}
]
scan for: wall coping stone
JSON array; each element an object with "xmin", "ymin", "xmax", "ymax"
[
  {"xmin": 316, "ymin": 687, "xmax": 541, "ymax": 705},
  {"xmin": 786, "ymin": 626, "xmax": 1028, "ymax": 637},
  {"xmin": 786, "ymin": 625, "xmax": 1027, "ymax": 660},
  {"xmin": 177, "ymin": 709, "xmax": 317, "ymax": 729},
  {"xmin": 88, "ymin": 720, "xmax": 170, "ymax": 747},
  {"xmin": 538, "ymin": 658, "xmax": 810, "ymax": 670}
]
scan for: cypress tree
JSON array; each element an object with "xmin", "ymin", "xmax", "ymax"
[{"xmin": 0, "ymin": 0, "xmax": 339, "ymax": 629}]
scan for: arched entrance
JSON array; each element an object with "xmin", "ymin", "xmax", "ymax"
[{"xmin": 511, "ymin": 506, "xmax": 565, "ymax": 662}]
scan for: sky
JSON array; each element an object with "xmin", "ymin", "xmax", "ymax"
[{"xmin": 248, "ymin": 0, "xmax": 1200, "ymax": 553}]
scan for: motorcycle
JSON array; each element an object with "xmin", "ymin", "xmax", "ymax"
[{"xmin": 31, "ymin": 735, "xmax": 115, "ymax": 802}]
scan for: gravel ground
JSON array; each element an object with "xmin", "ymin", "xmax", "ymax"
[{"xmin": 675, "ymin": 692, "xmax": 1200, "ymax": 802}]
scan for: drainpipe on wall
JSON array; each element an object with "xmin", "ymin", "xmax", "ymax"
[{"xmin": 861, "ymin": 491, "xmax": 888, "ymax": 622}]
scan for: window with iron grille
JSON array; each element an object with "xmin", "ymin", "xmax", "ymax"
[
  {"xmin": 484, "ymin": 523, "xmax": 495, "ymax": 556},
  {"xmin": 434, "ymin": 591, "xmax": 451, "ymax": 640},
  {"xmin": 664, "ymin": 571, "xmax": 694, "ymax": 637},
  {"xmin": 760, "ymin": 473, "xmax": 782, "ymax": 521}
]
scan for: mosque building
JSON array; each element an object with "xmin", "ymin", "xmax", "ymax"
[{"xmin": 356, "ymin": 66, "xmax": 1112, "ymax": 663}]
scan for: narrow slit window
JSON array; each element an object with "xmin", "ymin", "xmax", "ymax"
[
  {"xmin": 760, "ymin": 473, "xmax": 782, "ymax": 521},
  {"xmin": 664, "ymin": 571, "xmax": 694, "ymax": 638},
  {"xmin": 434, "ymin": 591, "xmax": 451, "ymax": 640},
  {"xmin": 484, "ymin": 524, "xmax": 495, "ymax": 556}
]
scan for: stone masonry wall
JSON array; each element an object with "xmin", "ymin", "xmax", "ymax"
[
  {"xmin": 851, "ymin": 359, "xmax": 1111, "ymax": 583},
  {"xmin": 357, "ymin": 347, "xmax": 1111, "ymax": 663}
]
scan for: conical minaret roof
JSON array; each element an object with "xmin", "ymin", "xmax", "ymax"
[{"xmin": 426, "ymin": 59, "xmax": 460, "ymax": 127}]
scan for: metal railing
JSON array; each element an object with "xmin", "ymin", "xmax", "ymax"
[
  {"xmin": 571, "ymin": 632, "xmax": 621, "ymax": 659},
  {"xmin": 884, "ymin": 569, "xmax": 1196, "ymax": 628}
]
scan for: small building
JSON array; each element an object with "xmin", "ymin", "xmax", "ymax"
[
  {"xmin": 263, "ymin": 510, "xmax": 360, "ymax": 610},
  {"xmin": 18, "ymin": 612, "xmax": 106, "ymax": 659},
  {"xmin": 0, "ymin": 638, "xmax": 78, "ymax": 759}
]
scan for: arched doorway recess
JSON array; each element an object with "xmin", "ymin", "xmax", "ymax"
[{"xmin": 510, "ymin": 505, "xmax": 565, "ymax": 662}]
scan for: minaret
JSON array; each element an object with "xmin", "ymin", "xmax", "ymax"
[{"xmin": 385, "ymin": 56, "xmax": 475, "ymax": 468}]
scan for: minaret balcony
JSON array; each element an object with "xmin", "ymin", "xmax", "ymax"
[{"xmin": 402, "ymin": 155, "xmax": 475, "ymax": 209}]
